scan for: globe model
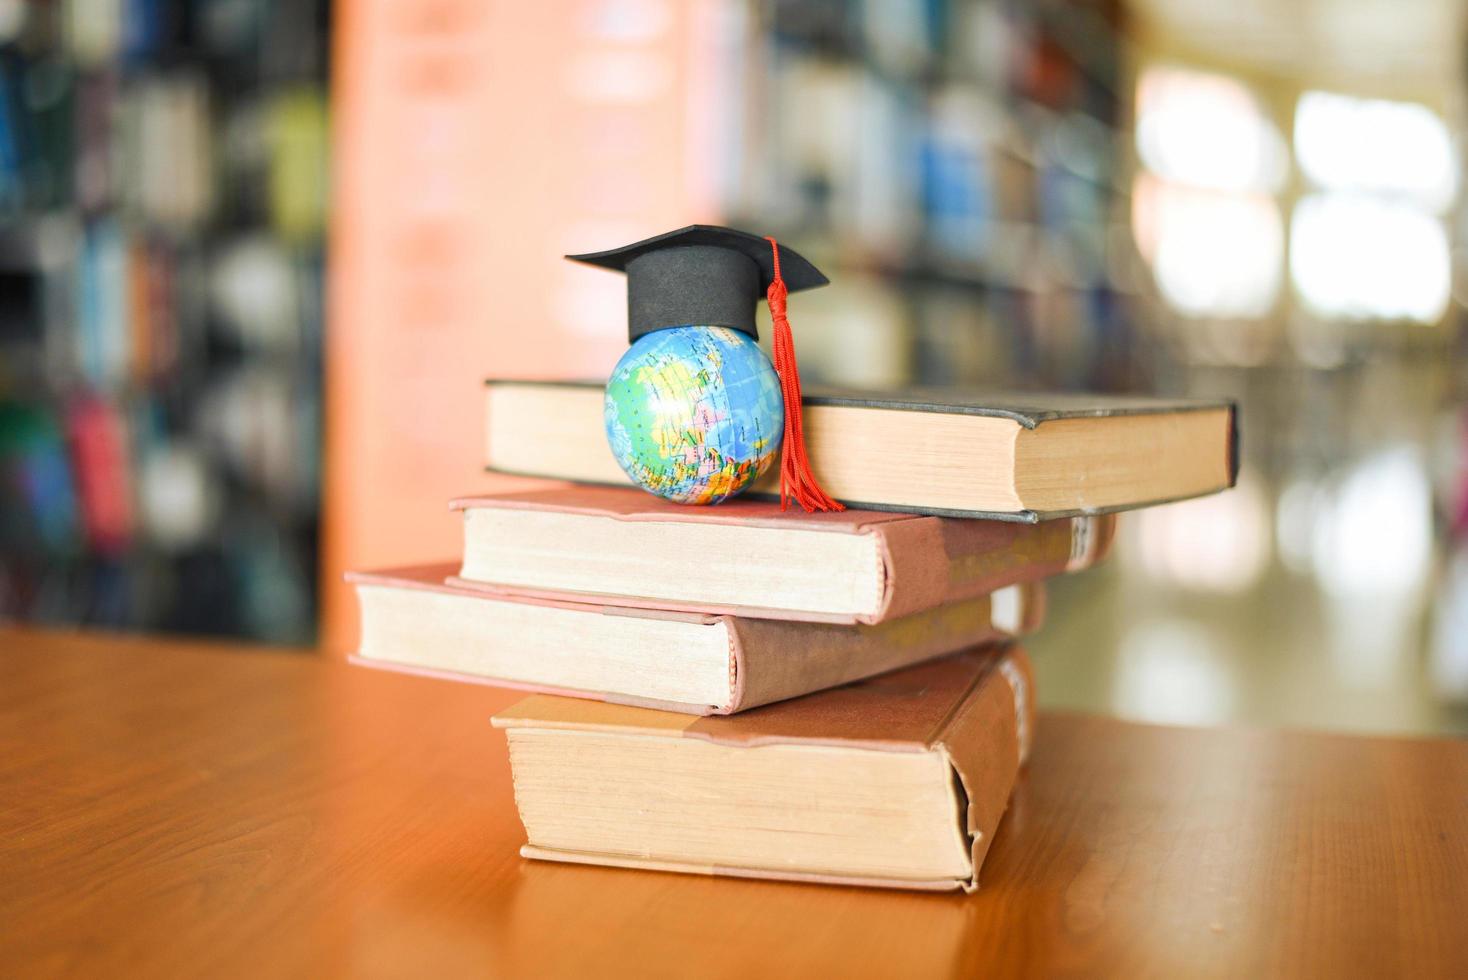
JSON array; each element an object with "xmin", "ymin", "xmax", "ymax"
[{"xmin": 604, "ymin": 325, "xmax": 784, "ymax": 505}]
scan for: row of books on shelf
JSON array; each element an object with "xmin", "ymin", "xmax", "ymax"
[
  {"xmin": 763, "ymin": 0, "xmax": 1120, "ymax": 101},
  {"xmin": 3, "ymin": 522, "xmax": 315, "ymax": 641},
  {"xmin": 744, "ymin": 67, "xmax": 1116, "ymax": 276},
  {"xmin": 4, "ymin": 225, "xmax": 323, "ymax": 390},
  {"xmin": 720, "ymin": 0, "xmax": 1121, "ymax": 278},
  {"xmin": 4, "ymin": 0, "xmax": 324, "ymax": 75},
  {"xmin": 0, "ymin": 66, "xmax": 327, "ymax": 236},
  {"xmin": 347, "ymin": 376, "xmax": 1236, "ymax": 890},
  {"xmin": 768, "ymin": 263, "xmax": 1138, "ymax": 393},
  {"xmin": 0, "ymin": 384, "xmax": 316, "ymax": 556},
  {"xmin": 0, "ymin": 0, "xmax": 327, "ymax": 642},
  {"xmin": 0, "ymin": 390, "xmax": 317, "ymax": 641}
]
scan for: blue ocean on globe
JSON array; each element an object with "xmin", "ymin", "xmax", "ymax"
[{"xmin": 604, "ymin": 325, "xmax": 783, "ymax": 504}]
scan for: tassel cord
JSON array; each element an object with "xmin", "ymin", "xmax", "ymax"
[{"xmin": 765, "ymin": 236, "xmax": 844, "ymax": 513}]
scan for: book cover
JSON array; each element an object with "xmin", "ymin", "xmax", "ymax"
[
  {"xmin": 482, "ymin": 379, "xmax": 1238, "ymax": 521},
  {"xmin": 347, "ymin": 564, "xmax": 1041, "ymax": 714},
  {"xmin": 450, "ymin": 484, "xmax": 1112, "ymax": 624},
  {"xmin": 494, "ymin": 645, "xmax": 1035, "ymax": 891}
]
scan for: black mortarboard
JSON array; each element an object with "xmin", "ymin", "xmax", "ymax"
[{"xmin": 565, "ymin": 224, "xmax": 829, "ymax": 343}]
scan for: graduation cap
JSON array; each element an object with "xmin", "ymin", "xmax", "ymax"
[
  {"xmin": 566, "ymin": 224, "xmax": 843, "ymax": 512},
  {"xmin": 566, "ymin": 224, "xmax": 829, "ymax": 342}
]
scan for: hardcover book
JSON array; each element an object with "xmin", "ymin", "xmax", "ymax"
[
  {"xmin": 483, "ymin": 379, "xmax": 1238, "ymax": 521},
  {"xmin": 451, "ymin": 484, "xmax": 1113, "ymax": 624},
  {"xmin": 347, "ymin": 564, "xmax": 1041, "ymax": 715},
  {"xmin": 494, "ymin": 645, "xmax": 1035, "ymax": 891}
]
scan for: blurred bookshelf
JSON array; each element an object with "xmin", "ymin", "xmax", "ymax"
[
  {"xmin": 0, "ymin": 1, "xmax": 328, "ymax": 644},
  {"xmin": 715, "ymin": 2, "xmax": 1466, "ymax": 386},
  {"xmin": 717, "ymin": 0, "xmax": 1464, "ymax": 523},
  {"xmin": 718, "ymin": 0, "xmax": 1141, "ymax": 395},
  {"xmin": 5, "ymin": 0, "xmax": 1465, "ymax": 662}
]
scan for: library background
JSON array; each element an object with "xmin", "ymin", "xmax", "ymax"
[{"xmin": 2, "ymin": 0, "xmax": 1466, "ymax": 735}]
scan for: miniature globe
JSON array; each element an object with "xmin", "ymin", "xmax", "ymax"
[{"xmin": 604, "ymin": 325, "xmax": 783, "ymax": 505}]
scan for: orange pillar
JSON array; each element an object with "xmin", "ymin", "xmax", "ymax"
[{"xmin": 323, "ymin": 0, "xmax": 721, "ymax": 652}]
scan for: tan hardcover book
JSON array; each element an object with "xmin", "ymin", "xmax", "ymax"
[
  {"xmin": 347, "ymin": 564, "xmax": 1041, "ymax": 715},
  {"xmin": 483, "ymin": 379, "xmax": 1238, "ymax": 521},
  {"xmin": 450, "ymin": 484, "xmax": 1113, "ymax": 624},
  {"xmin": 494, "ymin": 646, "xmax": 1035, "ymax": 891}
]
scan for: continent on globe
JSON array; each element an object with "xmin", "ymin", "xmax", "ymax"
[{"xmin": 605, "ymin": 325, "xmax": 783, "ymax": 505}]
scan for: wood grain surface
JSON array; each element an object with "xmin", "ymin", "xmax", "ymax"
[{"xmin": 3, "ymin": 627, "xmax": 1466, "ymax": 978}]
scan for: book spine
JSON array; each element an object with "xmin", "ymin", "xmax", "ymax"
[
  {"xmin": 935, "ymin": 645, "xmax": 1034, "ymax": 892},
  {"xmin": 726, "ymin": 585, "xmax": 1041, "ymax": 713},
  {"xmin": 876, "ymin": 514, "xmax": 1114, "ymax": 621}
]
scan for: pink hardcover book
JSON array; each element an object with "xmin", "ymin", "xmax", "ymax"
[
  {"xmin": 448, "ymin": 484, "xmax": 1112, "ymax": 624},
  {"xmin": 347, "ymin": 564, "xmax": 1042, "ymax": 715}
]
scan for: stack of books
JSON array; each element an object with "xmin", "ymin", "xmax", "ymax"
[{"xmin": 349, "ymin": 380, "xmax": 1236, "ymax": 891}]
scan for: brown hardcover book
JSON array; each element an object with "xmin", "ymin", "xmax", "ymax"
[
  {"xmin": 483, "ymin": 379, "xmax": 1238, "ymax": 521},
  {"xmin": 494, "ymin": 645, "xmax": 1035, "ymax": 891},
  {"xmin": 450, "ymin": 484, "xmax": 1113, "ymax": 624},
  {"xmin": 347, "ymin": 564, "xmax": 1041, "ymax": 715}
]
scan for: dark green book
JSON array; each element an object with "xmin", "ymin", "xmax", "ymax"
[{"xmin": 483, "ymin": 379, "xmax": 1238, "ymax": 522}]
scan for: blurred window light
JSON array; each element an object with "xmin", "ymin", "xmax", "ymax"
[
  {"xmin": 1132, "ymin": 174, "xmax": 1282, "ymax": 317},
  {"xmin": 1295, "ymin": 91, "xmax": 1457, "ymax": 211},
  {"xmin": 581, "ymin": 0, "xmax": 671, "ymax": 42},
  {"xmin": 1430, "ymin": 551, "xmax": 1468, "ymax": 701},
  {"xmin": 1311, "ymin": 446, "xmax": 1432, "ymax": 600},
  {"xmin": 1274, "ymin": 475, "xmax": 1323, "ymax": 575},
  {"xmin": 1290, "ymin": 193, "xmax": 1450, "ymax": 323},
  {"xmin": 564, "ymin": 50, "xmax": 673, "ymax": 104},
  {"xmin": 1135, "ymin": 66, "xmax": 1286, "ymax": 193},
  {"xmin": 1113, "ymin": 619, "xmax": 1234, "ymax": 726},
  {"xmin": 1127, "ymin": 471, "xmax": 1271, "ymax": 593}
]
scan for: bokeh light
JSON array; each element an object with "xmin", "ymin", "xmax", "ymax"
[
  {"xmin": 1290, "ymin": 193, "xmax": 1451, "ymax": 323},
  {"xmin": 1295, "ymin": 91, "xmax": 1457, "ymax": 211}
]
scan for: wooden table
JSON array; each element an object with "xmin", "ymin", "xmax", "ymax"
[{"xmin": 3, "ymin": 628, "xmax": 1466, "ymax": 978}]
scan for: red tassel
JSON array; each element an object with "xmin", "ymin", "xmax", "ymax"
[{"xmin": 765, "ymin": 236, "xmax": 844, "ymax": 513}]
